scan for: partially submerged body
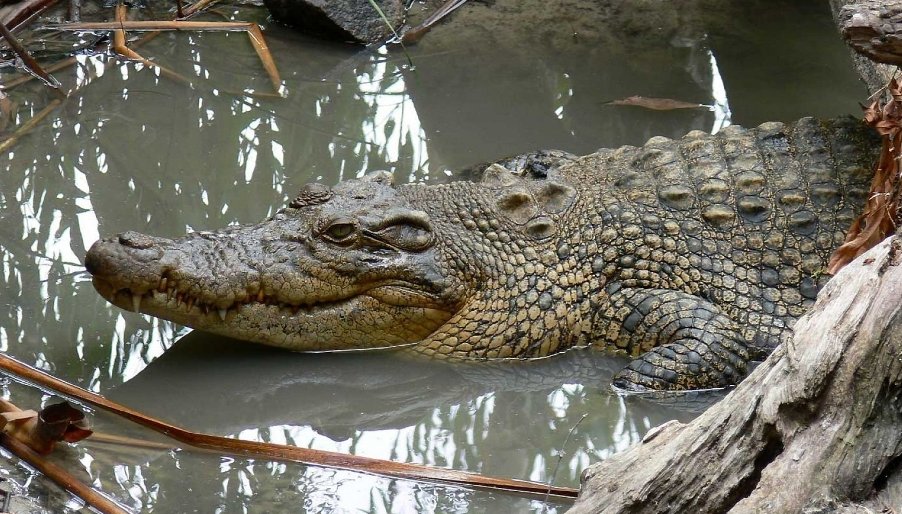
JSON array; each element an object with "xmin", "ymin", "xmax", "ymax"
[{"xmin": 85, "ymin": 117, "xmax": 878, "ymax": 391}]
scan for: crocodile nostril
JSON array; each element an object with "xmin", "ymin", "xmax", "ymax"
[{"xmin": 118, "ymin": 231, "xmax": 157, "ymax": 250}]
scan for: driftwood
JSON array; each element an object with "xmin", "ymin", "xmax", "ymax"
[
  {"xmin": 831, "ymin": 0, "xmax": 898, "ymax": 94},
  {"xmin": 570, "ymin": 235, "xmax": 902, "ymax": 513},
  {"xmin": 838, "ymin": 0, "xmax": 902, "ymax": 67}
]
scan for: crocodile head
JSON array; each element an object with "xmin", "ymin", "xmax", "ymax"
[{"xmin": 85, "ymin": 172, "xmax": 466, "ymax": 351}]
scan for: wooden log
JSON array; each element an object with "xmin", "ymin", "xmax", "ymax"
[
  {"xmin": 838, "ymin": 0, "xmax": 902, "ymax": 66},
  {"xmin": 569, "ymin": 235, "xmax": 902, "ymax": 512},
  {"xmin": 829, "ymin": 0, "xmax": 896, "ymax": 95}
]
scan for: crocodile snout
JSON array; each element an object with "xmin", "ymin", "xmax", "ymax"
[{"xmin": 85, "ymin": 232, "xmax": 170, "ymax": 285}]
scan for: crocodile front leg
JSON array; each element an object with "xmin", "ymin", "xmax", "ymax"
[{"xmin": 596, "ymin": 288, "xmax": 751, "ymax": 391}]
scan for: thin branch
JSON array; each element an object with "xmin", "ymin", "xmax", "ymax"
[
  {"xmin": 0, "ymin": 434, "xmax": 129, "ymax": 514},
  {"xmin": 110, "ymin": 4, "xmax": 193, "ymax": 86},
  {"xmin": 54, "ymin": 19, "xmax": 282, "ymax": 94},
  {"xmin": 180, "ymin": 0, "xmax": 218, "ymax": 19},
  {"xmin": 401, "ymin": 0, "xmax": 468, "ymax": 45},
  {"xmin": 88, "ymin": 431, "xmax": 179, "ymax": 451},
  {"xmin": 0, "ymin": 20, "xmax": 62, "ymax": 91},
  {"xmin": 0, "ymin": 353, "xmax": 579, "ymax": 500},
  {"xmin": 55, "ymin": 20, "xmax": 257, "ymax": 31},
  {"xmin": 0, "ymin": 97, "xmax": 63, "ymax": 153},
  {"xmin": 543, "ymin": 413, "xmax": 588, "ymax": 510},
  {"xmin": 0, "ymin": 0, "xmax": 59, "ymax": 31},
  {"xmin": 1, "ymin": 40, "xmax": 107, "ymax": 90}
]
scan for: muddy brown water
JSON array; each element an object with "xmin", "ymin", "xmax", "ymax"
[{"xmin": 0, "ymin": 0, "xmax": 866, "ymax": 512}]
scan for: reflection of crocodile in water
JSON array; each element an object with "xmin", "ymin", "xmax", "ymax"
[
  {"xmin": 110, "ymin": 331, "xmax": 714, "ymax": 442},
  {"xmin": 85, "ymin": 117, "xmax": 878, "ymax": 391}
]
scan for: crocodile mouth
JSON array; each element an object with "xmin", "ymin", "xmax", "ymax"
[{"xmin": 92, "ymin": 272, "xmax": 448, "ymax": 323}]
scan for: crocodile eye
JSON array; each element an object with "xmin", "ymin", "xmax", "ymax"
[{"xmin": 324, "ymin": 222, "xmax": 356, "ymax": 242}]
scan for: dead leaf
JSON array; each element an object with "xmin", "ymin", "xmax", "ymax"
[
  {"xmin": 603, "ymin": 95, "xmax": 709, "ymax": 111},
  {"xmin": 828, "ymin": 77, "xmax": 902, "ymax": 273},
  {"xmin": 1, "ymin": 409, "xmax": 38, "ymax": 422},
  {"xmin": 0, "ymin": 399, "xmax": 91, "ymax": 455},
  {"xmin": 38, "ymin": 402, "xmax": 92, "ymax": 444}
]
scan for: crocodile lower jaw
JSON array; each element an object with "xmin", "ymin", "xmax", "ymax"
[{"xmin": 93, "ymin": 276, "xmax": 451, "ymax": 326}]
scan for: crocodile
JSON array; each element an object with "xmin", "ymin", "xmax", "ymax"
[{"xmin": 84, "ymin": 117, "xmax": 878, "ymax": 391}]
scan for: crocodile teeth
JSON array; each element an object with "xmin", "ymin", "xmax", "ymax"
[
  {"xmin": 218, "ymin": 309, "xmax": 227, "ymax": 321},
  {"xmin": 131, "ymin": 294, "xmax": 142, "ymax": 313}
]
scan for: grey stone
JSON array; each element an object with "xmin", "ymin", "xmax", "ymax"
[{"xmin": 263, "ymin": 0, "xmax": 405, "ymax": 44}]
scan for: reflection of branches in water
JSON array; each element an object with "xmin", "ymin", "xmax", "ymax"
[
  {"xmin": 0, "ymin": 136, "xmax": 182, "ymax": 382},
  {"xmin": 0, "ymin": 21, "xmax": 440, "ymax": 406}
]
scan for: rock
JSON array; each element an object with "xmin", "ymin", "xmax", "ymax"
[{"xmin": 263, "ymin": 0, "xmax": 405, "ymax": 44}]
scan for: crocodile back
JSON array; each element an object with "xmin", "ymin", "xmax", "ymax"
[{"xmin": 558, "ymin": 117, "xmax": 879, "ymax": 353}]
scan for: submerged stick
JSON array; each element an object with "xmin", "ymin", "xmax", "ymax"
[
  {"xmin": 543, "ymin": 412, "xmax": 588, "ymax": 509},
  {"xmin": 401, "ymin": 0, "xmax": 468, "ymax": 45},
  {"xmin": 56, "ymin": 19, "xmax": 282, "ymax": 93},
  {"xmin": 0, "ymin": 0, "xmax": 59, "ymax": 31},
  {"xmin": 0, "ymin": 97, "xmax": 62, "ymax": 153},
  {"xmin": 246, "ymin": 24, "xmax": 281, "ymax": 92},
  {"xmin": 111, "ymin": 4, "xmax": 192, "ymax": 86},
  {"xmin": 67, "ymin": 0, "xmax": 81, "ymax": 22},
  {"xmin": 0, "ymin": 434, "xmax": 129, "ymax": 514},
  {"xmin": 89, "ymin": 431, "xmax": 179, "ymax": 451},
  {"xmin": 180, "ymin": 0, "xmax": 218, "ymax": 19},
  {"xmin": 0, "ymin": 353, "xmax": 579, "ymax": 499},
  {"xmin": 0, "ymin": 20, "xmax": 62, "ymax": 91},
  {"xmin": 602, "ymin": 95, "xmax": 710, "ymax": 111}
]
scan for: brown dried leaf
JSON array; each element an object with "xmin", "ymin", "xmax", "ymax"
[
  {"xmin": 1, "ymin": 409, "xmax": 38, "ymax": 422},
  {"xmin": 39, "ymin": 402, "xmax": 92, "ymax": 444},
  {"xmin": 863, "ymin": 100, "xmax": 880, "ymax": 122},
  {"xmin": 873, "ymin": 120, "xmax": 901, "ymax": 137},
  {"xmin": 889, "ymin": 78, "xmax": 902, "ymax": 102},
  {"xmin": 603, "ymin": 95, "xmax": 707, "ymax": 111},
  {"xmin": 0, "ymin": 399, "xmax": 91, "ymax": 455},
  {"xmin": 828, "ymin": 91, "xmax": 902, "ymax": 274}
]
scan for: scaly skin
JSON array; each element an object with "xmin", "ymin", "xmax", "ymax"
[{"xmin": 85, "ymin": 117, "xmax": 878, "ymax": 391}]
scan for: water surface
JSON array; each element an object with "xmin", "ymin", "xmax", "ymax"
[{"xmin": 0, "ymin": 0, "xmax": 866, "ymax": 511}]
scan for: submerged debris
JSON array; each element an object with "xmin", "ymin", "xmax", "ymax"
[
  {"xmin": 0, "ymin": 399, "xmax": 92, "ymax": 455},
  {"xmin": 603, "ymin": 95, "xmax": 711, "ymax": 111},
  {"xmin": 400, "ymin": 0, "xmax": 468, "ymax": 45}
]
